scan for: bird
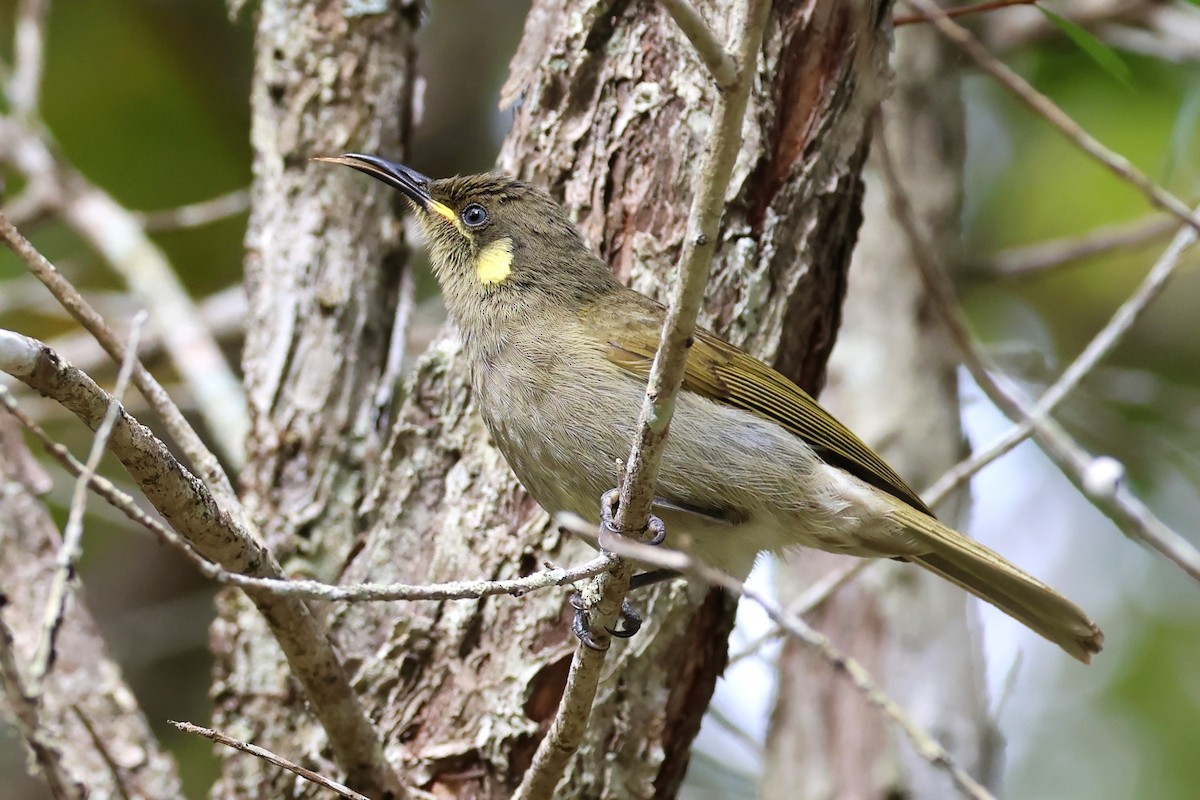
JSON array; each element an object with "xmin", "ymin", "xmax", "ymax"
[{"xmin": 317, "ymin": 153, "xmax": 1104, "ymax": 663}]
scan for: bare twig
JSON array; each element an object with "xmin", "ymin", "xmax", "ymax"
[
  {"xmin": 0, "ymin": 382, "xmax": 200, "ymax": 554},
  {"xmin": 171, "ymin": 721, "xmax": 371, "ymax": 800},
  {"xmin": 135, "ymin": 188, "xmax": 251, "ymax": 231},
  {"xmin": 372, "ymin": 263, "xmax": 415, "ymax": 430},
  {"xmin": 0, "ymin": 329, "xmax": 402, "ymax": 796},
  {"xmin": 974, "ymin": 213, "xmax": 1176, "ymax": 279},
  {"xmin": 903, "ymin": 0, "xmax": 1200, "ymax": 234},
  {"xmin": 63, "ymin": 181, "xmax": 248, "ymax": 466},
  {"xmin": 928, "ymin": 206, "xmax": 1198, "ymax": 504},
  {"xmin": 727, "ymin": 560, "xmax": 866, "ymax": 667},
  {"xmin": 0, "ymin": 212, "xmax": 242, "ymax": 504},
  {"xmin": 0, "ymin": 127, "xmax": 248, "ymax": 468},
  {"xmin": 46, "ymin": 285, "xmax": 247, "ymax": 379},
  {"xmin": 567, "ymin": 521, "xmax": 996, "ymax": 800},
  {"xmin": 206, "ymin": 557, "xmax": 620, "ymax": 602},
  {"xmin": 705, "ymin": 705, "xmax": 763, "ymax": 756},
  {"xmin": 3, "ymin": 380, "xmax": 615, "ymax": 608},
  {"xmin": 512, "ymin": 3, "xmax": 771, "ymax": 798},
  {"xmin": 30, "ymin": 312, "xmax": 146, "ymax": 694},
  {"xmin": 73, "ymin": 705, "xmax": 135, "ymax": 800},
  {"xmin": 877, "ymin": 126, "xmax": 1200, "ymax": 583},
  {"xmin": 614, "ymin": 0, "xmax": 769, "ymax": 536},
  {"xmin": 658, "ymin": 0, "xmax": 739, "ymax": 89},
  {"xmin": 894, "ymin": 0, "xmax": 1036, "ymax": 27}
]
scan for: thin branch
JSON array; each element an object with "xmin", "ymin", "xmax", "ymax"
[
  {"xmin": 1, "ymin": 382, "xmax": 204, "ymax": 557},
  {"xmin": 135, "ymin": 188, "xmax": 251, "ymax": 231},
  {"xmin": 928, "ymin": 204, "xmax": 1198, "ymax": 505},
  {"xmin": 658, "ymin": 0, "xmax": 739, "ymax": 89},
  {"xmin": 30, "ymin": 312, "xmax": 145, "ymax": 694},
  {"xmin": 0, "ymin": 125, "xmax": 248, "ymax": 469},
  {"xmin": 877, "ymin": 125, "xmax": 1200, "ymax": 583},
  {"xmin": 63, "ymin": 176, "xmax": 248, "ymax": 466},
  {"xmin": 727, "ymin": 560, "xmax": 867, "ymax": 667},
  {"xmin": 512, "ymin": 3, "xmax": 771, "ymax": 798},
  {"xmin": 3, "ymin": 385, "xmax": 619, "ymax": 607},
  {"xmin": 567, "ymin": 521, "xmax": 996, "ymax": 800},
  {"xmin": 46, "ymin": 285, "xmax": 246, "ymax": 379},
  {"xmin": 372, "ymin": 263, "xmax": 415, "ymax": 431},
  {"xmin": 705, "ymin": 705, "xmax": 763, "ymax": 756},
  {"xmin": 614, "ymin": 0, "xmax": 769, "ymax": 537},
  {"xmin": 894, "ymin": 0, "xmax": 1036, "ymax": 27},
  {"xmin": 171, "ymin": 721, "xmax": 371, "ymax": 800},
  {"xmin": 74, "ymin": 705, "xmax": 135, "ymax": 800},
  {"xmin": 0, "ymin": 329, "xmax": 402, "ymax": 797},
  {"xmin": 903, "ymin": 0, "xmax": 1200, "ymax": 234},
  {"xmin": 0, "ymin": 211, "xmax": 242, "ymax": 505},
  {"xmin": 205, "ymin": 557, "xmax": 619, "ymax": 602},
  {"xmin": 973, "ymin": 213, "xmax": 1176, "ymax": 279}
]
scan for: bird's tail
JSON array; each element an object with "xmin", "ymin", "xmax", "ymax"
[{"xmin": 890, "ymin": 503, "xmax": 1104, "ymax": 663}]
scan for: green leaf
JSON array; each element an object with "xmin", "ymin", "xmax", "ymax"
[{"xmin": 1038, "ymin": 6, "xmax": 1133, "ymax": 89}]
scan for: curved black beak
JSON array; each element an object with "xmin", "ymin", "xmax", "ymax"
[{"xmin": 314, "ymin": 154, "xmax": 444, "ymax": 217}]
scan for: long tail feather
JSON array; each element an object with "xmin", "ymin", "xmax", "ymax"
[{"xmin": 891, "ymin": 504, "xmax": 1104, "ymax": 663}]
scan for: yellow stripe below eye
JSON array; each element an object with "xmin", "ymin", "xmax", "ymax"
[{"xmin": 477, "ymin": 237, "xmax": 513, "ymax": 285}]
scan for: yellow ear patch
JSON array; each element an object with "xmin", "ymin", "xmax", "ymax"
[{"xmin": 476, "ymin": 237, "xmax": 514, "ymax": 285}]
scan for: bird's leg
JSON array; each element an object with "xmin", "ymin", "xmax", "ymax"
[
  {"xmin": 570, "ymin": 489, "xmax": 666, "ymax": 648},
  {"xmin": 629, "ymin": 568, "xmax": 679, "ymax": 590}
]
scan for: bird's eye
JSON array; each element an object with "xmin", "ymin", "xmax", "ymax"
[{"xmin": 461, "ymin": 203, "xmax": 489, "ymax": 228}]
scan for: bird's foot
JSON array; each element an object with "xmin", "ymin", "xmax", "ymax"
[
  {"xmin": 598, "ymin": 488, "xmax": 666, "ymax": 550},
  {"xmin": 569, "ymin": 593, "xmax": 642, "ymax": 650},
  {"xmin": 567, "ymin": 489, "xmax": 663, "ymax": 649}
]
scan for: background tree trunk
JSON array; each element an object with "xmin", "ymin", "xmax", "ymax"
[
  {"xmin": 763, "ymin": 20, "xmax": 1002, "ymax": 800},
  {"xmin": 220, "ymin": 1, "xmax": 892, "ymax": 797},
  {"xmin": 211, "ymin": 2, "xmax": 415, "ymax": 795},
  {"xmin": 0, "ymin": 414, "xmax": 183, "ymax": 799}
]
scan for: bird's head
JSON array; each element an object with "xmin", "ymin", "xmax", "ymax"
[{"xmin": 317, "ymin": 154, "xmax": 618, "ymax": 321}]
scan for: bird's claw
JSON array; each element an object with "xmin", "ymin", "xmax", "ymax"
[
  {"xmin": 598, "ymin": 488, "xmax": 667, "ymax": 549},
  {"xmin": 568, "ymin": 593, "xmax": 642, "ymax": 649},
  {"xmin": 607, "ymin": 600, "xmax": 642, "ymax": 638},
  {"xmin": 569, "ymin": 592, "xmax": 607, "ymax": 651}
]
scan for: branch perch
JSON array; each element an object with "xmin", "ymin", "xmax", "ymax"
[
  {"xmin": 0, "ymin": 329, "xmax": 401, "ymax": 797},
  {"xmin": 512, "ymin": 2, "xmax": 771, "ymax": 797}
]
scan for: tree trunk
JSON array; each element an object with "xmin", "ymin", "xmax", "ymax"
[
  {"xmin": 211, "ymin": 2, "xmax": 415, "ymax": 795},
  {"xmin": 763, "ymin": 20, "xmax": 1002, "ymax": 800},
  {"xmin": 0, "ymin": 413, "xmax": 183, "ymax": 799},
  {"xmin": 219, "ymin": 1, "xmax": 891, "ymax": 797}
]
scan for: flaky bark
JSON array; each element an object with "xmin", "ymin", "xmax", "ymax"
[
  {"xmin": 221, "ymin": 1, "xmax": 891, "ymax": 797},
  {"xmin": 0, "ymin": 413, "xmax": 182, "ymax": 799},
  {"xmin": 763, "ymin": 19, "xmax": 1001, "ymax": 800},
  {"xmin": 212, "ymin": 2, "xmax": 415, "ymax": 796}
]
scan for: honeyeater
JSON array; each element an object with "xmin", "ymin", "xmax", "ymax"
[{"xmin": 319, "ymin": 153, "xmax": 1103, "ymax": 663}]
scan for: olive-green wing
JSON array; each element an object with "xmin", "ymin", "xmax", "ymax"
[{"xmin": 595, "ymin": 304, "xmax": 933, "ymax": 517}]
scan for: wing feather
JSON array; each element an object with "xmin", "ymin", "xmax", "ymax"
[{"xmin": 596, "ymin": 301, "xmax": 933, "ymax": 517}]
